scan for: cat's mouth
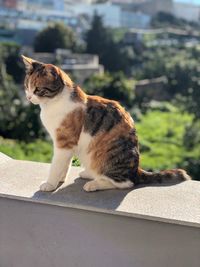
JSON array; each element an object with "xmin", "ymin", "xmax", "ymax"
[
  {"xmin": 27, "ymin": 96, "xmax": 40, "ymax": 105},
  {"xmin": 25, "ymin": 92, "xmax": 41, "ymax": 105}
]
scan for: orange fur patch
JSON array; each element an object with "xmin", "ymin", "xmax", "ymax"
[
  {"xmin": 72, "ymin": 85, "xmax": 87, "ymax": 103},
  {"xmin": 56, "ymin": 108, "xmax": 84, "ymax": 149},
  {"xmin": 58, "ymin": 68, "xmax": 73, "ymax": 88}
]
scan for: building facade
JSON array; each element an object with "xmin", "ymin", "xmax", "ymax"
[{"xmin": 173, "ymin": 2, "xmax": 200, "ymax": 22}]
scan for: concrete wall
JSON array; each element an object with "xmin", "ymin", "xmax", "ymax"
[{"xmin": 0, "ymin": 197, "xmax": 200, "ymax": 267}]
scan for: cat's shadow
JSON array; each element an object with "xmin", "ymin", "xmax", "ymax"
[
  {"xmin": 32, "ymin": 177, "xmax": 133, "ymax": 210},
  {"xmin": 32, "ymin": 177, "xmax": 180, "ymax": 210}
]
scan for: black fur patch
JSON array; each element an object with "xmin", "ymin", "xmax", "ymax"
[
  {"xmin": 84, "ymin": 102, "xmax": 122, "ymax": 136},
  {"xmin": 70, "ymin": 85, "xmax": 79, "ymax": 101},
  {"xmin": 34, "ymin": 82, "xmax": 63, "ymax": 98},
  {"xmin": 103, "ymin": 135, "xmax": 139, "ymax": 184}
]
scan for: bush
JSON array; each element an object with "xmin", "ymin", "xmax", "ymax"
[
  {"xmin": 86, "ymin": 13, "xmax": 133, "ymax": 73},
  {"xmin": 34, "ymin": 23, "xmax": 76, "ymax": 53},
  {"xmin": 135, "ymin": 108, "xmax": 200, "ymax": 180},
  {"xmin": 84, "ymin": 72, "xmax": 135, "ymax": 108},
  {"xmin": 0, "ymin": 138, "xmax": 52, "ymax": 162},
  {"xmin": 0, "ymin": 42, "xmax": 23, "ymax": 83},
  {"xmin": 0, "ymin": 137, "xmax": 80, "ymax": 166},
  {"xmin": 0, "ymin": 49, "xmax": 45, "ymax": 141}
]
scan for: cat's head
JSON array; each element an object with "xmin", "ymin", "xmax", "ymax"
[{"xmin": 22, "ymin": 55, "xmax": 73, "ymax": 105}]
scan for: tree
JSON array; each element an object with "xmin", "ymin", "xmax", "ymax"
[
  {"xmin": 151, "ymin": 12, "xmax": 200, "ymax": 29},
  {"xmin": 182, "ymin": 120, "xmax": 200, "ymax": 181},
  {"xmin": 0, "ymin": 42, "xmax": 23, "ymax": 83},
  {"xmin": 86, "ymin": 14, "xmax": 133, "ymax": 73},
  {"xmin": 86, "ymin": 13, "xmax": 110, "ymax": 58},
  {"xmin": 84, "ymin": 72, "xmax": 134, "ymax": 107},
  {"xmin": 0, "ymin": 60, "xmax": 45, "ymax": 141},
  {"xmin": 34, "ymin": 23, "xmax": 76, "ymax": 53}
]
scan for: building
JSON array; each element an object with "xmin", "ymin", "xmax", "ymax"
[
  {"xmin": 111, "ymin": 0, "xmax": 200, "ymax": 23},
  {"xmin": 121, "ymin": 11, "xmax": 150, "ymax": 29},
  {"xmin": 0, "ymin": 6, "xmax": 82, "ymax": 41},
  {"xmin": 112, "ymin": 0, "xmax": 173, "ymax": 16},
  {"xmin": 173, "ymin": 2, "xmax": 200, "ymax": 22},
  {"xmin": 57, "ymin": 49, "xmax": 104, "ymax": 84},
  {"xmin": 17, "ymin": 0, "xmax": 65, "ymax": 11},
  {"xmin": 21, "ymin": 48, "xmax": 104, "ymax": 84},
  {"xmin": 72, "ymin": 2, "xmax": 151, "ymax": 29},
  {"xmin": 0, "ymin": 0, "xmax": 17, "ymax": 8},
  {"xmin": 135, "ymin": 76, "xmax": 169, "ymax": 102},
  {"xmin": 72, "ymin": 2, "xmax": 121, "ymax": 28}
]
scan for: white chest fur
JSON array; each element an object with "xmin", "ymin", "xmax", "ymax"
[
  {"xmin": 40, "ymin": 88, "xmax": 83, "ymax": 141},
  {"xmin": 76, "ymin": 131, "xmax": 93, "ymax": 170}
]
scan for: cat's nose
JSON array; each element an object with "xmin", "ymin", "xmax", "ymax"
[{"xmin": 26, "ymin": 95, "xmax": 32, "ymax": 101}]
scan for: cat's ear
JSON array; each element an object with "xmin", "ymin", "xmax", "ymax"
[
  {"xmin": 21, "ymin": 55, "xmax": 43, "ymax": 72},
  {"xmin": 49, "ymin": 66, "xmax": 59, "ymax": 79},
  {"xmin": 58, "ymin": 68, "xmax": 73, "ymax": 87},
  {"xmin": 21, "ymin": 55, "xmax": 34, "ymax": 71}
]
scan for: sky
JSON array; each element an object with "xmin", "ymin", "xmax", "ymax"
[{"xmin": 175, "ymin": 0, "xmax": 200, "ymax": 5}]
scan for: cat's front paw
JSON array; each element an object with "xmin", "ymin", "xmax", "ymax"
[{"xmin": 40, "ymin": 182, "xmax": 56, "ymax": 192}]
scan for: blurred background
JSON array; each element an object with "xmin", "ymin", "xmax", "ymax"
[{"xmin": 0, "ymin": 0, "xmax": 200, "ymax": 180}]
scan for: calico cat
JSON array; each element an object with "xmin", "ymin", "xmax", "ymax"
[{"xmin": 22, "ymin": 55, "xmax": 191, "ymax": 192}]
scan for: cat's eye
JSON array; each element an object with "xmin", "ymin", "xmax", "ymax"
[
  {"xmin": 34, "ymin": 87, "xmax": 50, "ymax": 97},
  {"xmin": 34, "ymin": 87, "xmax": 40, "ymax": 94}
]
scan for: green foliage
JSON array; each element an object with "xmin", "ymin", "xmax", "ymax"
[
  {"xmin": 136, "ymin": 108, "xmax": 200, "ymax": 180},
  {"xmin": 135, "ymin": 46, "xmax": 200, "ymax": 119},
  {"xmin": 181, "ymin": 120, "xmax": 200, "ymax": 180},
  {"xmin": 86, "ymin": 13, "xmax": 110, "ymax": 57},
  {"xmin": 0, "ymin": 137, "xmax": 81, "ymax": 166},
  {"xmin": 34, "ymin": 23, "xmax": 76, "ymax": 53},
  {"xmin": 0, "ymin": 65, "xmax": 23, "ymax": 138},
  {"xmin": 151, "ymin": 12, "xmax": 200, "ymax": 29},
  {"xmin": 0, "ymin": 45, "xmax": 45, "ymax": 141},
  {"xmin": 111, "ymin": 28, "xmax": 127, "ymax": 43},
  {"xmin": 86, "ymin": 14, "xmax": 133, "ymax": 73},
  {"xmin": 72, "ymin": 156, "xmax": 81, "ymax": 167},
  {"xmin": 0, "ymin": 137, "xmax": 52, "ymax": 162},
  {"xmin": 84, "ymin": 72, "xmax": 135, "ymax": 107},
  {"xmin": 0, "ymin": 42, "xmax": 23, "ymax": 83}
]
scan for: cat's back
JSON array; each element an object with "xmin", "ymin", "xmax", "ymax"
[{"xmin": 84, "ymin": 95, "xmax": 134, "ymax": 136}]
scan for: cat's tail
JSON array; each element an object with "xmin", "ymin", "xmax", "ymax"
[{"xmin": 136, "ymin": 168, "xmax": 191, "ymax": 185}]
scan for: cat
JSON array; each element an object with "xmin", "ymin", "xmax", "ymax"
[{"xmin": 22, "ymin": 55, "xmax": 191, "ymax": 192}]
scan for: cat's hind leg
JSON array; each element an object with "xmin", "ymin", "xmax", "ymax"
[
  {"xmin": 79, "ymin": 169, "xmax": 94, "ymax": 180},
  {"xmin": 83, "ymin": 178, "xmax": 116, "ymax": 192},
  {"xmin": 83, "ymin": 175, "xmax": 134, "ymax": 192}
]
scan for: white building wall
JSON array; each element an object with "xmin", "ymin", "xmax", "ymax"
[
  {"xmin": 53, "ymin": 0, "xmax": 65, "ymax": 11},
  {"xmin": 121, "ymin": 11, "xmax": 151, "ymax": 29},
  {"xmin": 17, "ymin": 19, "xmax": 46, "ymax": 30},
  {"xmin": 72, "ymin": 3, "xmax": 121, "ymax": 28},
  {"xmin": 173, "ymin": 2, "xmax": 200, "ymax": 22}
]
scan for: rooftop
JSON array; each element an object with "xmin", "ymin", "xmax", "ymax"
[{"xmin": 0, "ymin": 152, "xmax": 199, "ymax": 228}]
